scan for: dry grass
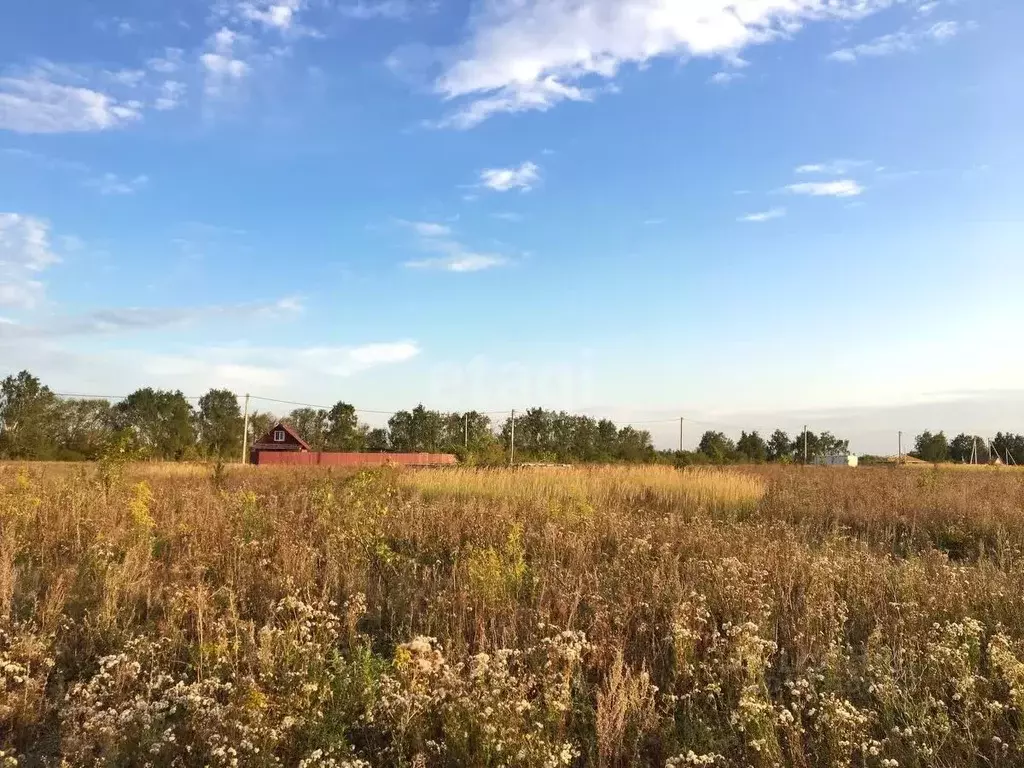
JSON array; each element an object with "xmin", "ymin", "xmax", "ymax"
[{"xmin": 3, "ymin": 462, "xmax": 1024, "ymax": 766}]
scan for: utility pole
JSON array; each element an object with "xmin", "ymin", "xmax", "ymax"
[
  {"xmin": 679, "ymin": 417, "xmax": 684, "ymax": 453},
  {"xmin": 509, "ymin": 410, "xmax": 516, "ymax": 466},
  {"xmin": 240, "ymin": 393, "xmax": 250, "ymax": 465},
  {"xmin": 898, "ymin": 431, "xmax": 902, "ymax": 464},
  {"xmin": 971, "ymin": 437, "xmax": 978, "ymax": 465},
  {"xmin": 464, "ymin": 412, "xmax": 469, "ymax": 449},
  {"xmin": 803, "ymin": 425, "xmax": 808, "ymax": 465}
]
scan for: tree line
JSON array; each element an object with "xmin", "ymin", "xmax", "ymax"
[
  {"xmin": 0, "ymin": 371, "xmax": 652, "ymax": 464},
  {"xmin": 1, "ymin": 369, "xmax": 872, "ymax": 466},
  {"xmin": 909, "ymin": 430, "xmax": 1024, "ymax": 465}
]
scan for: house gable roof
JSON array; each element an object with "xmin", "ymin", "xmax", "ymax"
[{"xmin": 255, "ymin": 421, "xmax": 312, "ymax": 451}]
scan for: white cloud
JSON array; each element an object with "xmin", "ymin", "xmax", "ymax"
[
  {"xmin": 145, "ymin": 340, "xmax": 420, "ymax": 384},
  {"xmin": 492, "ymin": 212, "xmax": 524, "ymax": 222},
  {"xmin": 202, "ymin": 28, "xmax": 250, "ymax": 96},
  {"xmin": 154, "ymin": 81, "xmax": 187, "ymax": 111},
  {"xmin": 433, "ymin": 76, "xmax": 592, "ymax": 130},
  {"xmin": 108, "ymin": 69, "xmax": 146, "ymax": 88},
  {"xmin": 0, "ymin": 213, "xmax": 60, "ymax": 309},
  {"xmin": 401, "ymin": 219, "xmax": 510, "ymax": 273},
  {"xmin": 0, "ymin": 72, "xmax": 142, "ymax": 134},
  {"xmin": 87, "ymin": 173, "xmax": 150, "ymax": 196},
  {"xmin": 405, "ymin": 253, "xmax": 507, "ymax": 272},
  {"xmin": 431, "ymin": 0, "xmax": 902, "ymax": 127},
  {"xmin": 739, "ymin": 207, "xmax": 786, "ymax": 222},
  {"xmin": 828, "ymin": 20, "xmax": 962, "ymax": 62},
  {"xmin": 407, "ymin": 221, "xmax": 452, "ymax": 237},
  {"xmin": 480, "ymin": 161, "xmax": 540, "ymax": 192},
  {"xmin": 309, "ymin": 341, "xmax": 421, "ymax": 376},
  {"xmin": 340, "ymin": 0, "xmax": 428, "ymax": 20},
  {"xmin": 795, "ymin": 159, "xmax": 871, "ymax": 175},
  {"xmin": 238, "ymin": 0, "xmax": 303, "ymax": 30},
  {"xmin": 709, "ymin": 71, "xmax": 743, "ymax": 86},
  {"xmin": 785, "ymin": 180, "xmax": 865, "ymax": 197},
  {"xmin": 148, "ymin": 48, "xmax": 185, "ymax": 74},
  {"xmin": 0, "ymin": 296, "xmax": 304, "ymax": 339}
]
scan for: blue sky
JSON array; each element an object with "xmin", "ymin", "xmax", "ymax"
[{"xmin": 1, "ymin": 0, "xmax": 1022, "ymax": 452}]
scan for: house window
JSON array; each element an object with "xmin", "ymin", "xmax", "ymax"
[{"xmin": 273, "ymin": 430, "xmax": 286, "ymax": 443}]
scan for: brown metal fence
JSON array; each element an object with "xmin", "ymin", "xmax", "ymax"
[{"xmin": 252, "ymin": 451, "xmax": 458, "ymax": 467}]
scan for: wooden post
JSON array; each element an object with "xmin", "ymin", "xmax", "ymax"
[
  {"xmin": 241, "ymin": 393, "xmax": 250, "ymax": 465},
  {"xmin": 510, "ymin": 410, "xmax": 516, "ymax": 466}
]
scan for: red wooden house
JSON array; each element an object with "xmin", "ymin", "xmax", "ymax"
[
  {"xmin": 248, "ymin": 421, "xmax": 457, "ymax": 467},
  {"xmin": 249, "ymin": 421, "xmax": 310, "ymax": 464}
]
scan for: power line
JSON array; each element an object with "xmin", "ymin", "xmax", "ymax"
[{"xmin": 54, "ymin": 392, "xmax": 205, "ymax": 401}]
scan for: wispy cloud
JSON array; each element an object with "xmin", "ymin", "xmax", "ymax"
[
  {"xmin": 739, "ymin": 208, "xmax": 786, "ymax": 223},
  {"xmin": 405, "ymin": 252, "xmax": 506, "ymax": 273},
  {"xmin": 795, "ymin": 159, "xmax": 871, "ymax": 175},
  {"xmin": 428, "ymin": 0, "xmax": 905, "ymax": 127},
  {"xmin": 480, "ymin": 161, "xmax": 540, "ymax": 192},
  {"xmin": 107, "ymin": 69, "xmax": 146, "ymax": 88},
  {"xmin": 87, "ymin": 173, "xmax": 149, "ymax": 196},
  {"xmin": 94, "ymin": 16, "xmax": 141, "ymax": 36},
  {"xmin": 238, "ymin": 0, "xmax": 303, "ymax": 30},
  {"xmin": 154, "ymin": 81, "xmax": 186, "ymax": 111},
  {"xmin": 0, "ymin": 213, "xmax": 60, "ymax": 309},
  {"xmin": 0, "ymin": 147, "xmax": 90, "ymax": 173},
  {"xmin": 339, "ymin": 0, "xmax": 435, "ymax": 20},
  {"xmin": 147, "ymin": 48, "xmax": 185, "ymax": 74},
  {"xmin": 201, "ymin": 28, "xmax": 250, "ymax": 96},
  {"xmin": 785, "ymin": 180, "xmax": 865, "ymax": 197},
  {"xmin": 708, "ymin": 71, "xmax": 743, "ymax": 86},
  {"xmin": 403, "ymin": 221, "xmax": 451, "ymax": 237},
  {"xmin": 402, "ymin": 218, "xmax": 508, "ymax": 273},
  {"xmin": 0, "ymin": 68, "xmax": 143, "ymax": 134},
  {"xmin": 140, "ymin": 339, "xmax": 420, "ymax": 386},
  {"xmin": 294, "ymin": 341, "xmax": 420, "ymax": 375},
  {"xmin": 828, "ymin": 20, "xmax": 963, "ymax": 62},
  {"xmin": 0, "ymin": 296, "xmax": 303, "ymax": 340}
]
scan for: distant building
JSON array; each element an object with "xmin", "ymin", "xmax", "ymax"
[
  {"xmin": 814, "ymin": 454, "xmax": 859, "ymax": 467},
  {"xmin": 247, "ymin": 420, "xmax": 457, "ymax": 467},
  {"xmin": 249, "ymin": 421, "xmax": 310, "ymax": 464}
]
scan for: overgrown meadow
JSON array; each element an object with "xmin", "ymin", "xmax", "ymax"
[{"xmin": 3, "ymin": 462, "xmax": 1024, "ymax": 767}]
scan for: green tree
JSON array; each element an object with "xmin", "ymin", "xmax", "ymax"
[
  {"xmin": 53, "ymin": 398, "xmax": 113, "ymax": 460},
  {"xmin": 197, "ymin": 389, "xmax": 243, "ymax": 459},
  {"xmin": 950, "ymin": 433, "xmax": 990, "ymax": 464},
  {"xmin": 595, "ymin": 419, "xmax": 619, "ymax": 462},
  {"xmin": 819, "ymin": 431, "xmax": 850, "ymax": 456},
  {"xmin": 285, "ymin": 408, "xmax": 328, "ymax": 450},
  {"xmin": 247, "ymin": 411, "xmax": 277, "ymax": 447},
  {"xmin": 365, "ymin": 427, "xmax": 390, "ymax": 452},
  {"xmin": 912, "ymin": 431, "xmax": 950, "ymax": 463},
  {"xmin": 791, "ymin": 430, "xmax": 821, "ymax": 464},
  {"xmin": 324, "ymin": 401, "xmax": 365, "ymax": 451},
  {"xmin": 737, "ymin": 431, "xmax": 768, "ymax": 463},
  {"xmin": 388, "ymin": 405, "xmax": 446, "ymax": 452},
  {"xmin": 767, "ymin": 429, "xmax": 791, "ymax": 462},
  {"xmin": 114, "ymin": 388, "xmax": 196, "ymax": 460},
  {"xmin": 698, "ymin": 431, "xmax": 735, "ymax": 464},
  {"xmin": 0, "ymin": 370, "xmax": 60, "ymax": 459},
  {"xmin": 992, "ymin": 433, "xmax": 1024, "ymax": 465},
  {"xmin": 616, "ymin": 425, "xmax": 654, "ymax": 463},
  {"xmin": 443, "ymin": 411, "xmax": 496, "ymax": 457},
  {"xmin": 501, "ymin": 408, "xmax": 554, "ymax": 461}
]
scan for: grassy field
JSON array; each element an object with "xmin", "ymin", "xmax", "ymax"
[{"xmin": 3, "ymin": 462, "xmax": 1024, "ymax": 767}]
